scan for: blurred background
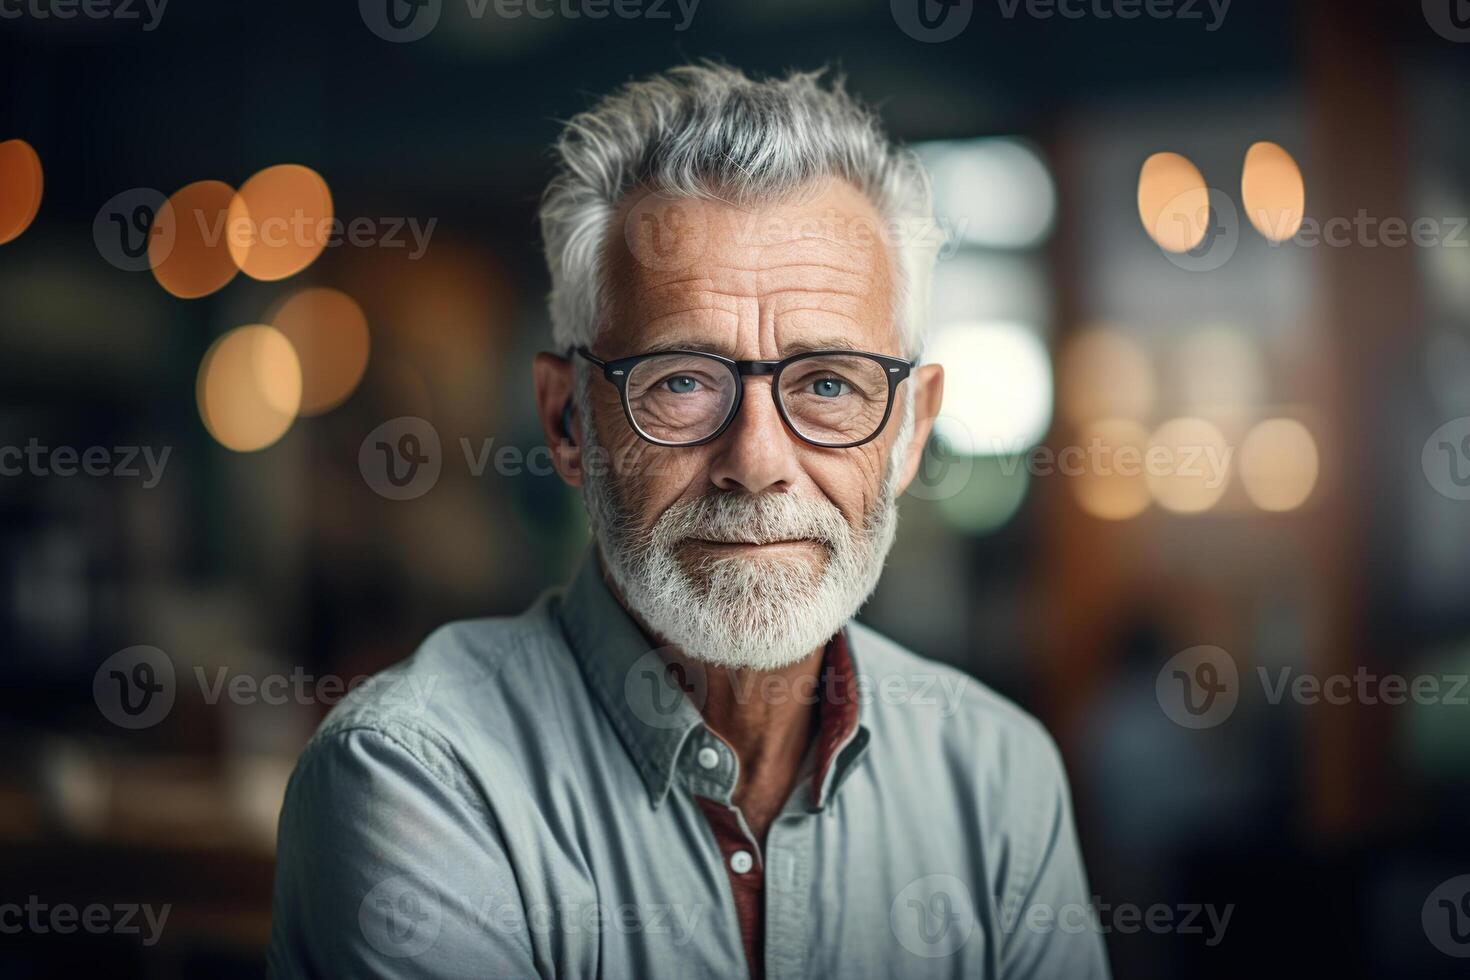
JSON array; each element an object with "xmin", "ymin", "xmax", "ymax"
[{"xmin": 3, "ymin": 0, "xmax": 1470, "ymax": 975}]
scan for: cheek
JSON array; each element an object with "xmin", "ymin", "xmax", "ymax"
[
  {"xmin": 598, "ymin": 416, "xmax": 710, "ymax": 526},
  {"xmin": 802, "ymin": 444, "xmax": 888, "ymax": 526}
]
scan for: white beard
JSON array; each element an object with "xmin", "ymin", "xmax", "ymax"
[{"xmin": 580, "ymin": 392, "xmax": 912, "ymax": 671}]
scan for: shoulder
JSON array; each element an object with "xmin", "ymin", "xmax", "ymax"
[
  {"xmin": 281, "ymin": 594, "xmax": 589, "ymax": 821},
  {"xmin": 847, "ymin": 622, "xmax": 1086, "ymax": 915},
  {"xmin": 847, "ymin": 619, "xmax": 1069, "ymax": 791},
  {"xmin": 314, "ymin": 594, "xmax": 578, "ymax": 747}
]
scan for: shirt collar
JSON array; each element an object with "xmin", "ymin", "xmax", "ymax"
[{"xmin": 554, "ymin": 550, "xmax": 870, "ymax": 811}]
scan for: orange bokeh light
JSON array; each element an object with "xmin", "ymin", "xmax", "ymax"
[
  {"xmin": 1241, "ymin": 141, "xmax": 1305, "ymax": 242},
  {"xmin": 197, "ymin": 325, "xmax": 302, "ymax": 452},
  {"xmin": 1240, "ymin": 418, "xmax": 1319, "ymax": 512},
  {"xmin": 227, "ymin": 164, "xmax": 333, "ymax": 281},
  {"xmin": 1138, "ymin": 151, "xmax": 1209, "ymax": 253},
  {"xmin": 1145, "ymin": 417, "xmax": 1232, "ymax": 514},
  {"xmin": 1059, "ymin": 326, "xmax": 1156, "ymax": 427},
  {"xmin": 1071, "ymin": 418, "xmax": 1153, "ymax": 521},
  {"xmin": 268, "ymin": 287, "xmax": 371, "ymax": 415},
  {"xmin": 0, "ymin": 139, "xmax": 44, "ymax": 245},
  {"xmin": 151, "ymin": 180, "xmax": 240, "ymax": 299}
]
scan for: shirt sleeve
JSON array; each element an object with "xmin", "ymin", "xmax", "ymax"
[
  {"xmin": 267, "ymin": 722, "xmax": 541, "ymax": 979},
  {"xmin": 996, "ymin": 728, "xmax": 1112, "ymax": 980}
]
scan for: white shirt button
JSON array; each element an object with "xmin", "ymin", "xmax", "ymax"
[
  {"xmin": 696, "ymin": 747, "xmax": 720, "ymax": 770},
  {"xmin": 729, "ymin": 850, "xmax": 754, "ymax": 875}
]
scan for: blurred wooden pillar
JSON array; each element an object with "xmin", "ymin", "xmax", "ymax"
[
  {"xmin": 1303, "ymin": 0, "xmax": 1419, "ymax": 836},
  {"xmin": 1032, "ymin": 0, "xmax": 1421, "ymax": 845}
]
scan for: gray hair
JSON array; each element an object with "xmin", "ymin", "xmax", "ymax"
[{"xmin": 539, "ymin": 63, "xmax": 938, "ymax": 358}]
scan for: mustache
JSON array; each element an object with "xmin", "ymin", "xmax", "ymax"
[{"xmin": 651, "ymin": 492, "xmax": 849, "ymax": 550}]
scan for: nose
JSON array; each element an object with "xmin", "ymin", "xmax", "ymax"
[{"xmin": 706, "ymin": 380, "xmax": 802, "ymax": 494}]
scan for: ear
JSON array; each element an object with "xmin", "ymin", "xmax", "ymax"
[
  {"xmin": 533, "ymin": 351, "xmax": 583, "ymax": 487},
  {"xmin": 894, "ymin": 362, "xmax": 944, "ymax": 495}
]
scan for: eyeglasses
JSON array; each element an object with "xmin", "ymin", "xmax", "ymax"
[{"xmin": 574, "ymin": 346, "xmax": 913, "ymax": 449}]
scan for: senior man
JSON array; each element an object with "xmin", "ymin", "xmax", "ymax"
[{"xmin": 269, "ymin": 64, "xmax": 1109, "ymax": 979}]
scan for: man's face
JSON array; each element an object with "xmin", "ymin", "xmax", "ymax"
[
  {"xmin": 536, "ymin": 178, "xmax": 943, "ymax": 668},
  {"xmin": 597, "ymin": 179, "xmax": 910, "ymax": 555}
]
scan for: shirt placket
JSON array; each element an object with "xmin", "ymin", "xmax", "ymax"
[
  {"xmin": 683, "ymin": 729, "xmax": 769, "ymax": 978},
  {"xmin": 761, "ymin": 803, "xmax": 814, "ymax": 980}
]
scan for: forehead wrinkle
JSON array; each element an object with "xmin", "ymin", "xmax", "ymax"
[
  {"xmin": 642, "ymin": 308, "xmax": 740, "ymax": 339},
  {"xmin": 773, "ymin": 301, "xmax": 864, "ymax": 322},
  {"xmin": 753, "ymin": 234, "xmax": 878, "ymax": 268},
  {"xmin": 756, "ymin": 260, "xmax": 867, "ymax": 281},
  {"xmin": 754, "ymin": 278, "xmax": 870, "ymax": 303},
  {"xmin": 635, "ymin": 282, "xmax": 743, "ymax": 320}
]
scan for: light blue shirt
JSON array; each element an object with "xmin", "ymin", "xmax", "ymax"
[{"xmin": 268, "ymin": 554, "xmax": 1110, "ymax": 979}]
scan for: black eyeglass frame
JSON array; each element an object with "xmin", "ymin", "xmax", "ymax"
[{"xmin": 574, "ymin": 346, "xmax": 914, "ymax": 449}]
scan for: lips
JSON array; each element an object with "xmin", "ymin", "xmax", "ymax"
[
  {"xmin": 686, "ymin": 537, "xmax": 820, "ymax": 547},
  {"xmin": 679, "ymin": 537, "xmax": 829, "ymax": 552}
]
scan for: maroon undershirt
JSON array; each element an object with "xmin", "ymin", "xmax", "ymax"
[{"xmin": 693, "ymin": 633, "xmax": 860, "ymax": 980}]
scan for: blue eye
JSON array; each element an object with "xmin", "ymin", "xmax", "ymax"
[
  {"xmin": 810, "ymin": 378, "xmax": 849, "ymax": 398},
  {"xmin": 664, "ymin": 376, "xmax": 698, "ymax": 394}
]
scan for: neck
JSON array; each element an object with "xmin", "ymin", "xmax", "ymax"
[
  {"xmin": 666, "ymin": 644, "xmax": 825, "ymax": 840},
  {"xmin": 598, "ymin": 557, "xmax": 827, "ymax": 839}
]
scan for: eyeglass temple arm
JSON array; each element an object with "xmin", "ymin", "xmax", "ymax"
[{"xmin": 572, "ymin": 347, "xmax": 606, "ymax": 368}]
